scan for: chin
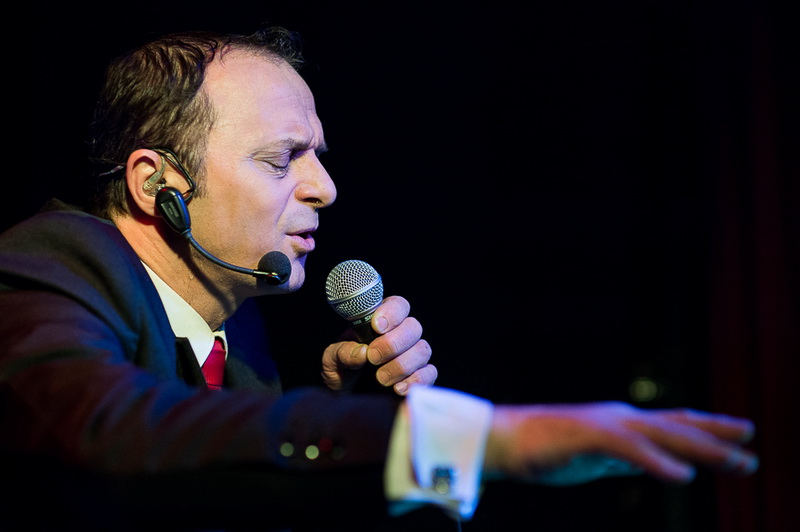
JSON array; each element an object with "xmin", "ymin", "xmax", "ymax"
[
  {"xmin": 257, "ymin": 275, "xmax": 302, "ymax": 296},
  {"xmin": 270, "ymin": 257, "xmax": 304, "ymax": 294},
  {"xmin": 284, "ymin": 269, "xmax": 305, "ymax": 292}
]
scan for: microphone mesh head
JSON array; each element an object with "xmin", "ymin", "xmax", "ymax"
[{"xmin": 325, "ymin": 260, "xmax": 383, "ymax": 321}]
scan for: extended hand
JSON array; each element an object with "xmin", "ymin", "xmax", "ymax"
[{"xmin": 485, "ymin": 401, "xmax": 758, "ymax": 485}]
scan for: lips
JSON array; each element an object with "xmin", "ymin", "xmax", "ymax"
[{"xmin": 288, "ymin": 227, "xmax": 316, "ymax": 253}]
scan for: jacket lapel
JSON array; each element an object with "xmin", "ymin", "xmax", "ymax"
[{"xmin": 174, "ymin": 337, "xmax": 206, "ymax": 387}]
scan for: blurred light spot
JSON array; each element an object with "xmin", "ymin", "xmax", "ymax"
[
  {"xmin": 279, "ymin": 442, "xmax": 294, "ymax": 457},
  {"xmin": 629, "ymin": 377, "xmax": 661, "ymax": 402},
  {"xmin": 331, "ymin": 446, "xmax": 345, "ymax": 460},
  {"xmin": 305, "ymin": 444, "xmax": 320, "ymax": 460}
]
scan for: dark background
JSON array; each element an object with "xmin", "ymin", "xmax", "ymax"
[{"xmin": 19, "ymin": 1, "xmax": 798, "ymax": 530}]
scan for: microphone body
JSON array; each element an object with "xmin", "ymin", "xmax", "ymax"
[
  {"xmin": 325, "ymin": 260, "xmax": 384, "ymax": 343},
  {"xmin": 155, "ymin": 187, "xmax": 291, "ymax": 285}
]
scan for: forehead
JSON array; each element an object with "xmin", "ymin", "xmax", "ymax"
[{"xmin": 202, "ymin": 50, "xmax": 322, "ymax": 147}]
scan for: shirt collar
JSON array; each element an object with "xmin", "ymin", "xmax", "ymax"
[{"xmin": 142, "ymin": 262, "xmax": 226, "ymax": 366}]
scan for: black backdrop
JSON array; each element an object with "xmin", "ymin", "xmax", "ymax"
[{"xmin": 18, "ymin": 1, "xmax": 798, "ymax": 530}]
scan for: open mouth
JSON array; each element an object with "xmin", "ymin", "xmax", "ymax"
[{"xmin": 289, "ymin": 230, "xmax": 316, "ymax": 252}]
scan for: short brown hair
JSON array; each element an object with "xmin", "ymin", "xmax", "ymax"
[{"xmin": 88, "ymin": 28, "xmax": 304, "ymax": 219}]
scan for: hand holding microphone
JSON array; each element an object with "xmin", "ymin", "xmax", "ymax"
[{"xmin": 322, "ymin": 260, "xmax": 437, "ymax": 395}]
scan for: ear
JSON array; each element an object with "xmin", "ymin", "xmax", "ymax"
[{"xmin": 126, "ymin": 149, "xmax": 169, "ymax": 217}]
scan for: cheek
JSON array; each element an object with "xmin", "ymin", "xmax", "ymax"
[
  {"xmin": 203, "ymin": 167, "xmax": 295, "ymax": 252},
  {"xmin": 232, "ymin": 177, "xmax": 284, "ymax": 222},
  {"xmin": 240, "ymin": 193, "xmax": 291, "ymax": 249},
  {"xmin": 239, "ymin": 207, "xmax": 281, "ymax": 247}
]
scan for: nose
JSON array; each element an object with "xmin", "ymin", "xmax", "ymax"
[{"xmin": 295, "ymin": 152, "xmax": 337, "ymax": 209}]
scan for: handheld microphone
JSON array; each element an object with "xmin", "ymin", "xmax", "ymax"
[
  {"xmin": 155, "ymin": 187, "xmax": 291, "ymax": 285},
  {"xmin": 325, "ymin": 260, "xmax": 384, "ymax": 343}
]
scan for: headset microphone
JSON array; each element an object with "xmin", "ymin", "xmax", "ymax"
[{"xmin": 154, "ymin": 187, "xmax": 291, "ymax": 285}]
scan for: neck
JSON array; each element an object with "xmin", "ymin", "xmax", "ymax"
[{"xmin": 114, "ymin": 214, "xmax": 242, "ymax": 330}]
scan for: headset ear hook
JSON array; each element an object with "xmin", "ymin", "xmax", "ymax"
[
  {"xmin": 142, "ymin": 153, "xmax": 168, "ymax": 197},
  {"xmin": 143, "ymin": 148, "xmax": 197, "ymax": 201}
]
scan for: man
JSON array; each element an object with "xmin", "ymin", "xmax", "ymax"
[{"xmin": 1, "ymin": 28, "xmax": 757, "ymax": 530}]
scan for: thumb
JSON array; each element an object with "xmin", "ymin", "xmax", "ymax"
[{"xmin": 321, "ymin": 341, "xmax": 369, "ymax": 390}]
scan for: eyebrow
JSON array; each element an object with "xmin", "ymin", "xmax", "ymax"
[{"xmin": 273, "ymin": 137, "xmax": 329, "ymax": 155}]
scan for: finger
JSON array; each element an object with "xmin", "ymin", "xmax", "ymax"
[
  {"xmin": 369, "ymin": 295, "xmax": 411, "ymax": 337},
  {"xmin": 320, "ymin": 342, "xmax": 369, "ymax": 392},
  {"xmin": 323, "ymin": 341, "xmax": 369, "ymax": 371},
  {"xmin": 367, "ymin": 317, "xmax": 423, "ymax": 365},
  {"xmin": 374, "ymin": 339, "xmax": 432, "ymax": 387},
  {"xmin": 596, "ymin": 431, "xmax": 698, "ymax": 483},
  {"xmin": 661, "ymin": 408, "xmax": 756, "ymax": 443},
  {"xmin": 392, "ymin": 364, "xmax": 439, "ymax": 396},
  {"xmin": 625, "ymin": 414, "xmax": 759, "ymax": 475}
]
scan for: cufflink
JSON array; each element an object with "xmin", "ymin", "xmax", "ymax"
[{"xmin": 432, "ymin": 466, "xmax": 458, "ymax": 495}]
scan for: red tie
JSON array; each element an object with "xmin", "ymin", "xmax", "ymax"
[{"xmin": 202, "ymin": 337, "xmax": 226, "ymax": 390}]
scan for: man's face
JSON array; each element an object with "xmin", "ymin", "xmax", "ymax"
[{"xmin": 186, "ymin": 51, "xmax": 336, "ymax": 296}]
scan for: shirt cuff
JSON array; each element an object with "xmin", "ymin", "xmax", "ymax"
[{"xmin": 384, "ymin": 386, "xmax": 494, "ymax": 520}]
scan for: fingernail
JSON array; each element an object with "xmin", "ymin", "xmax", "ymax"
[
  {"xmin": 671, "ymin": 463, "xmax": 696, "ymax": 483},
  {"xmin": 377, "ymin": 368, "xmax": 391, "ymax": 386},
  {"xmin": 394, "ymin": 382, "xmax": 408, "ymax": 395},
  {"xmin": 375, "ymin": 316, "xmax": 389, "ymax": 334},
  {"xmin": 727, "ymin": 450, "xmax": 759, "ymax": 475},
  {"xmin": 367, "ymin": 347, "xmax": 383, "ymax": 365},
  {"xmin": 351, "ymin": 344, "xmax": 367, "ymax": 360},
  {"xmin": 742, "ymin": 455, "xmax": 759, "ymax": 475}
]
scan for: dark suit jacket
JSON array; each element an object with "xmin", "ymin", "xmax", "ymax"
[{"xmin": 0, "ymin": 202, "xmax": 399, "ymax": 531}]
